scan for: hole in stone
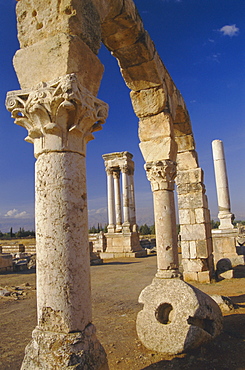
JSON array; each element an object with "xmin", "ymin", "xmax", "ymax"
[
  {"xmin": 36, "ymin": 22, "xmax": 43, "ymax": 30},
  {"xmin": 155, "ymin": 303, "xmax": 173, "ymax": 324},
  {"xmin": 187, "ymin": 316, "xmax": 215, "ymax": 336},
  {"xmin": 32, "ymin": 10, "xmax": 37, "ymax": 17}
]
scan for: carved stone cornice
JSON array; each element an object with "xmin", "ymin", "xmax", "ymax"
[
  {"xmin": 145, "ymin": 160, "xmax": 177, "ymax": 191},
  {"xmin": 6, "ymin": 74, "xmax": 108, "ymax": 157}
]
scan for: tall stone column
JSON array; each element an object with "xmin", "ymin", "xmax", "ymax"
[
  {"xmin": 212, "ymin": 139, "xmax": 234, "ymax": 229},
  {"xmin": 113, "ymin": 170, "xmax": 122, "ymax": 232},
  {"xmin": 145, "ymin": 160, "xmax": 179, "ymax": 278},
  {"xmin": 128, "ymin": 169, "xmax": 137, "ymax": 231},
  {"xmin": 6, "ymin": 74, "xmax": 109, "ymax": 369},
  {"xmin": 122, "ymin": 166, "xmax": 131, "ymax": 232},
  {"xmin": 106, "ymin": 168, "xmax": 116, "ymax": 233}
]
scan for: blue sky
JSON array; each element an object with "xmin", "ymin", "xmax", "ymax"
[{"xmin": 0, "ymin": 0, "xmax": 244, "ymax": 232}]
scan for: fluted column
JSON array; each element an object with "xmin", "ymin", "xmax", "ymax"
[
  {"xmin": 106, "ymin": 168, "xmax": 116, "ymax": 233},
  {"xmin": 145, "ymin": 160, "xmax": 180, "ymax": 278},
  {"xmin": 6, "ymin": 74, "xmax": 108, "ymax": 369},
  {"xmin": 212, "ymin": 139, "xmax": 234, "ymax": 229},
  {"xmin": 113, "ymin": 170, "xmax": 122, "ymax": 232}
]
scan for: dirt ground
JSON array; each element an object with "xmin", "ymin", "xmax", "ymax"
[{"xmin": 0, "ymin": 255, "xmax": 245, "ymax": 370}]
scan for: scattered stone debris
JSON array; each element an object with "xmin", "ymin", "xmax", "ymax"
[{"xmin": 210, "ymin": 295, "xmax": 240, "ymax": 312}]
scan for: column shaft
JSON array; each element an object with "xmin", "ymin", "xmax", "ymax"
[
  {"xmin": 107, "ymin": 170, "xmax": 115, "ymax": 232},
  {"xmin": 122, "ymin": 170, "xmax": 130, "ymax": 226},
  {"xmin": 36, "ymin": 152, "xmax": 91, "ymax": 331},
  {"xmin": 113, "ymin": 171, "xmax": 122, "ymax": 231},
  {"xmin": 212, "ymin": 139, "xmax": 234, "ymax": 229}
]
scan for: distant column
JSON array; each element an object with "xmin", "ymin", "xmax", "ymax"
[
  {"xmin": 128, "ymin": 169, "xmax": 137, "ymax": 230},
  {"xmin": 121, "ymin": 166, "xmax": 130, "ymax": 231},
  {"xmin": 212, "ymin": 139, "xmax": 234, "ymax": 229},
  {"xmin": 113, "ymin": 170, "xmax": 122, "ymax": 232},
  {"xmin": 106, "ymin": 168, "xmax": 116, "ymax": 233}
]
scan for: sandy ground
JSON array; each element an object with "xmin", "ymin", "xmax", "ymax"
[{"xmin": 0, "ymin": 255, "xmax": 245, "ymax": 370}]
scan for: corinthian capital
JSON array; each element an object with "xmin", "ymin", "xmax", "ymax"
[
  {"xmin": 6, "ymin": 74, "xmax": 108, "ymax": 157},
  {"xmin": 145, "ymin": 160, "xmax": 177, "ymax": 191}
]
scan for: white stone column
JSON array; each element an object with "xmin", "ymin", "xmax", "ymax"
[
  {"xmin": 113, "ymin": 170, "xmax": 122, "ymax": 232},
  {"xmin": 212, "ymin": 139, "xmax": 234, "ymax": 229},
  {"xmin": 145, "ymin": 160, "xmax": 180, "ymax": 278},
  {"xmin": 128, "ymin": 170, "xmax": 137, "ymax": 230},
  {"xmin": 6, "ymin": 74, "xmax": 109, "ymax": 369},
  {"xmin": 106, "ymin": 168, "xmax": 116, "ymax": 233},
  {"xmin": 121, "ymin": 166, "xmax": 130, "ymax": 232}
]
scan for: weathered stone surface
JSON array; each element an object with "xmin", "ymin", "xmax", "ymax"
[
  {"xmin": 210, "ymin": 295, "xmax": 237, "ymax": 312},
  {"xmin": 139, "ymin": 137, "xmax": 177, "ymax": 163},
  {"xmin": 175, "ymin": 134, "xmax": 195, "ymax": 153},
  {"xmin": 113, "ymin": 31, "xmax": 155, "ymax": 68},
  {"xmin": 136, "ymin": 278, "xmax": 223, "ymax": 354},
  {"xmin": 130, "ymin": 85, "xmax": 167, "ymax": 118},
  {"xmin": 121, "ymin": 52, "xmax": 166, "ymax": 91},
  {"xmin": 102, "ymin": 1, "xmax": 143, "ymax": 50},
  {"xmin": 13, "ymin": 34, "xmax": 104, "ymax": 94},
  {"xmin": 21, "ymin": 325, "xmax": 108, "ymax": 370},
  {"xmin": 182, "ymin": 258, "xmax": 206, "ymax": 273},
  {"xmin": 138, "ymin": 112, "xmax": 173, "ymax": 141},
  {"xmin": 16, "ymin": 0, "xmax": 101, "ymax": 54},
  {"xmin": 177, "ymin": 150, "xmax": 199, "ymax": 171},
  {"xmin": 218, "ymin": 269, "xmax": 233, "ymax": 280}
]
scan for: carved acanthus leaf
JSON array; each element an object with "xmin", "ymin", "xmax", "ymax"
[
  {"xmin": 6, "ymin": 74, "xmax": 108, "ymax": 146},
  {"xmin": 145, "ymin": 160, "xmax": 177, "ymax": 191}
]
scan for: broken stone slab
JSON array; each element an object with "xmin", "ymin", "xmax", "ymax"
[
  {"xmin": 218, "ymin": 269, "xmax": 233, "ymax": 280},
  {"xmin": 136, "ymin": 277, "xmax": 223, "ymax": 355}
]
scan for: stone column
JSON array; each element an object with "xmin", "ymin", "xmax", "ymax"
[
  {"xmin": 113, "ymin": 170, "xmax": 122, "ymax": 232},
  {"xmin": 128, "ymin": 169, "xmax": 137, "ymax": 231},
  {"xmin": 106, "ymin": 168, "xmax": 116, "ymax": 233},
  {"xmin": 212, "ymin": 139, "xmax": 234, "ymax": 229},
  {"xmin": 145, "ymin": 160, "xmax": 180, "ymax": 278},
  {"xmin": 122, "ymin": 165, "xmax": 131, "ymax": 232},
  {"xmin": 6, "ymin": 74, "xmax": 108, "ymax": 369}
]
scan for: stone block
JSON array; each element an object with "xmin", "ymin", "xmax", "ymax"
[
  {"xmin": 197, "ymin": 271, "xmax": 211, "ymax": 283},
  {"xmin": 181, "ymin": 241, "xmax": 190, "ymax": 259},
  {"xmin": 175, "ymin": 134, "xmax": 195, "ymax": 153},
  {"xmin": 182, "ymin": 258, "xmax": 205, "ymax": 272},
  {"xmin": 121, "ymin": 52, "xmax": 166, "ymax": 91},
  {"xmin": 102, "ymin": 3, "xmax": 143, "ymax": 50},
  {"xmin": 136, "ymin": 277, "xmax": 222, "ymax": 354},
  {"xmin": 218, "ymin": 269, "xmax": 233, "ymax": 280},
  {"xmin": 177, "ymin": 151, "xmax": 199, "ymax": 171},
  {"xmin": 0, "ymin": 254, "xmax": 13, "ymax": 271},
  {"xmin": 190, "ymin": 241, "xmax": 197, "ymax": 259},
  {"xmin": 196, "ymin": 240, "xmax": 209, "ymax": 258},
  {"xmin": 113, "ymin": 31, "xmax": 155, "ymax": 68},
  {"xmin": 16, "ymin": 0, "xmax": 101, "ymax": 54},
  {"xmin": 181, "ymin": 224, "xmax": 207, "ymax": 241},
  {"xmin": 178, "ymin": 192, "xmax": 208, "ymax": 210},
  {"xmin": 183, "ymin": 271, "xmax": 198, "ymax": 282},
  {"xmin": 179, "ymin": 209, "xmax": 191, "ymax": 224},
  {"xmin": 195, "ymin": 208, "xmax": 206, "ymax": 224},
  {"xmin": 130, "ymin": 84, "xmax": 167, "ymax": 118},
  {"xmin": 13, "ymin": 34, "xmax": 104, "ymax": 94},
  {"xmin": 138, "ymin": 112, "xmax": 173, "ymax": 141},
  {"xmin": 139, "ymin": 137, "xmax": 177, "ymax": 163}
]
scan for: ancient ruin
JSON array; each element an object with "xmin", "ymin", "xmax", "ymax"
[
  {"xmin": 212, "ymin": 139, "xmax": 244, "ymax": 272},
  {"xmin": 101, "ymin": 151, "xmax": 146, "ymax": 257},
  {"xmin": 6, "ymin": 0, "xmax": 223, "ymax": 367}
]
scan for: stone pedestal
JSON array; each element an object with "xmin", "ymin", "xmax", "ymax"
[
  {"xmin": 137, "ymin": 278, "xmax": 223, "ymax": 355},
  {"xmin": 101, "ymin": 231, "xmax": 146, "ymax": 258}
]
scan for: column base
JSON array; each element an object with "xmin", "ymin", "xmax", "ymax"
[
  {"xmin": 136, "ymin": 277, "xmax": 223, "ymax": 355},
  {"xmin": 21, "ymin": 324, "xmax": 108, "ymax": 370}
]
